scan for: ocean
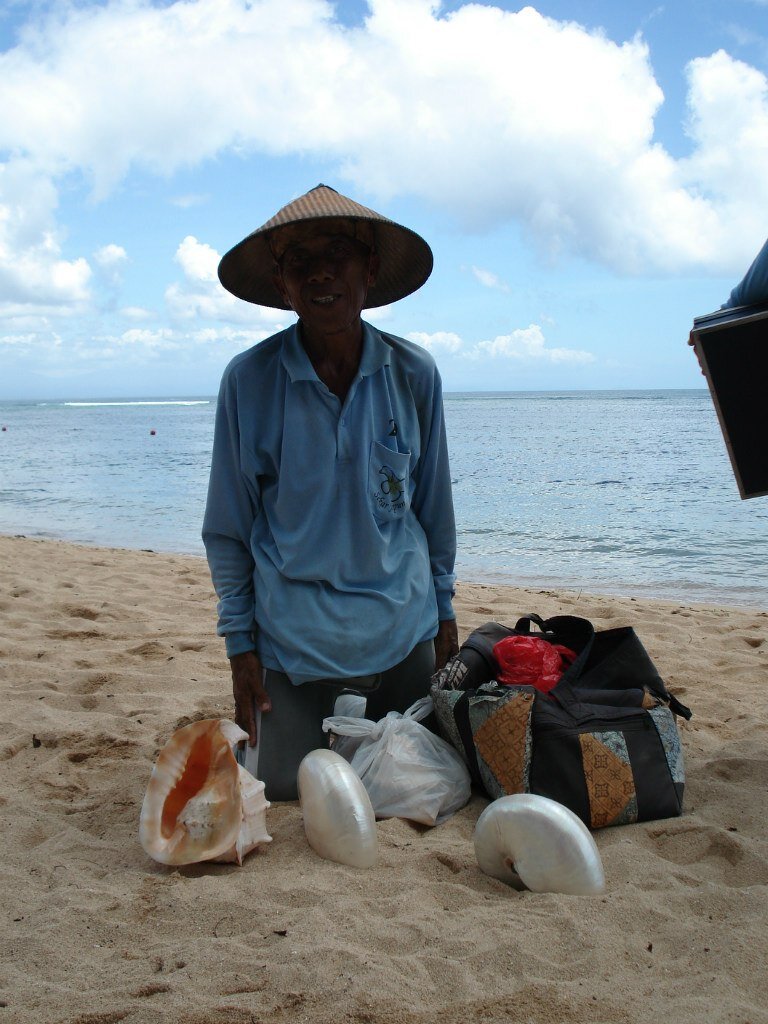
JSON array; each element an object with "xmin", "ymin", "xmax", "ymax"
[{"xmin": 1, "ymin": 390, "xmax": 766, "ymax": 608}]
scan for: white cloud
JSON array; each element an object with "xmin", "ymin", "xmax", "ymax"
[
  {"xmin": 408, "ymin": 330, "xmax": 463, "ymax": 353},
  {"xmin": 189, "ymin": 325, "xmax": 285, "ymax": 349},
  {"xmin": 93, "ymin": 244, "xmax": 127, "ymax": 269},
  {"xmin": 409, "ymin": 323, "xmax": 593, "ymax": 364},
  {"xmin": 92, "ymin": 242, "xmax": 128, "ymax": 291},
  {"xmin": 116, "ymin": 327, "xmax": 178, "ymax": 350},
  {"xmin": 97, "ymin": 323, "xmax": 280, "ymax": 357},
  {"xmin": 170, "ymin": 193, "xmax": 209, "ymax": 208},
  {"xmin": 175, "ymin": 235, "xmax": 219, "ymax": 284},
  {"xmin": 475, "ymin": 324, "xmax": 594, "ymax": 363},
  {"xmin": 471, "ymin": 266, "xmax": 510, "ymax": 292},
  {"xmin": 0, "ymin": 0, "xmax": 767, "ymax": 339},
  {"xmin": 165, "ymin": 235, "xmax": 287, "ymax": 326},
  {"xmin": 120, "ymin": 305, "xmax": 154, "ymax": 321},
  {"xmin": 0, "ymin": 159, "xmax": 91, "ymax": 308}
]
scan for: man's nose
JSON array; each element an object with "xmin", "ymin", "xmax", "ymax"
[{"xmin": 306, "ymin": 255, "xmax": 335, "ymax": 282}]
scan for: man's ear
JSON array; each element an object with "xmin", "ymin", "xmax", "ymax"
[{"xmin": 367, "ymin": 251, "xmax": 380, "ymax": 287}]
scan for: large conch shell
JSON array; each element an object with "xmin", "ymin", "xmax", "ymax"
[
  {"xmin": 298, "ymin": 749, "xmax": 377, "ymax": 868},
  {"xmin": 140, "ymin": 719, "xmax": 271, "ymax": 866},
  {"xmin": 474, "ymin": 794, "xmax": 605, "ymax": 895}
]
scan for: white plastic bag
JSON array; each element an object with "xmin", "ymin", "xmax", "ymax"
[
  {"xmin": 329, "ymin": 693, "xmax": 369, "ymax": 762},
  {"xmin": 322, "ymin": 697, "xmax": 472, "ymax": 826}
]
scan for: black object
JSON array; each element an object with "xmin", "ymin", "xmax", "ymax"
[
  {"xmin": 690, "ymin": 301, "xmax": 768, "ymax": 499},
  {"xmin": 431, "ymin": 615, "xmax": 692, "ymax": 830}
]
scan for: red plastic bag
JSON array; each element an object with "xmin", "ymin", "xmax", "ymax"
[{"xmin": 492, "ymin": 635, "xmax": 577, "ymax": 694}]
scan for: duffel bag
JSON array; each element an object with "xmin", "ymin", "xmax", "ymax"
[{"xmin": 430, "ymin": 614, "xmax": 692, "ymax": 829}]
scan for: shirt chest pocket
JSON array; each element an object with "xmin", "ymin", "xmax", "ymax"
[{"xmin": 368, "ymin": 440, "xmax": 411, "ymax": 522}]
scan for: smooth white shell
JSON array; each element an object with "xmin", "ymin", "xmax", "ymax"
[
  {"xmin": 474, "ymin": 794, "xmax": 605, "ymax": 895},
  {"xmin": 140, "ymin": 718, "xmax": 271, "ymax": 866},
  {"xmin": 297, "ymin": 749, "xmax": 378, "ymax": 868}
]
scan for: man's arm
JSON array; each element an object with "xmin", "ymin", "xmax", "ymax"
[
  {"xmin": 410, "ymin": 363, "xmax": 458, "ymax": 670},
  {"xmin": 203, "ymin": 369, "xmax": 271, "ymax": 741},
  {"xmin": 434, "ymin": 619, "xmax": 459, "ymax": 671}
]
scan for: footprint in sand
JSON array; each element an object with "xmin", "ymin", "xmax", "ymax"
[
  {"xmin": 125, "ymin": 640, "xmax": 170, "ymax": 660},
  {"xmin": 62, "ymin": 605, "xmax": 101, "ymax": 621},
  {"xmin": 709, "ymin": 756, "xmax": 768, "ymax": 785},
  {"xmin": 646, "ymin": 822, "xmax": 768, "ymax": 887},
  {"xmin": 46, "ymin": 628, "xmax": 103, "ymax": 641},
  {"xmin": 66, "ymin": 735, "xmax": 139, "ymax": 764},
  {"xmin": 741, "ymin": 636, "xmax": 765, "ymax": 649},
  {"xmin": 71, "ymin": 672, "xmax": 118, "ymax": 696}
]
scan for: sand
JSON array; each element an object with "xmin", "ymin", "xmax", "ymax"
[{"xmin": 1, "ymin": 533, "xmax": 767, "ymax": 1024}]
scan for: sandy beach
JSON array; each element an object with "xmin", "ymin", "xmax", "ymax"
[{"xmin": 1, "ymin": 533, "xmax": 767, "ymax": 1024}]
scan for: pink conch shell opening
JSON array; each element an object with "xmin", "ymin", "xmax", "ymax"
[{"xmin": 140, "ymin": 719, "xmax": 271, "ymax": 866}]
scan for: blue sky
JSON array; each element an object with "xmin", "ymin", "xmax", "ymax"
[{"xmin": 1, "ymin": 0, "xmax": 766, "ymax": 398}]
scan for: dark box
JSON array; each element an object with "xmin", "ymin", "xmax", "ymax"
[{"xmin": 690, "ymin": 302, "xmax": 768, "ymax": 499}]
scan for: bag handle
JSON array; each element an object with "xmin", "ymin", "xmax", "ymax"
[{"xmin": 513, "ymin": 613, "xmax": 549, "ymax": 634}]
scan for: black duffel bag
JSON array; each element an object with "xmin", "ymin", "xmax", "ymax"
[{"xmin": 430, "ymin": 614, "xmax": 692, "ymax": 830}]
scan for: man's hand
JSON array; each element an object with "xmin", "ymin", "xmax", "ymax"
[
  {"xmin": 434, "ymin": 618, "xmax": 459, "ymax": 672},
  {"xmin": 230, "ymin": 650, "xmax": 272, "ymax": 746}
]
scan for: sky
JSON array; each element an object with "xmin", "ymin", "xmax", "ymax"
[{"xmin": 0, "ymin": 0, "xmax": 767, "ymax": 399}]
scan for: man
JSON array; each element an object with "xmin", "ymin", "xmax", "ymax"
[{"xmin": 203, "ymin": 185, "xmax": 458, "ymax": 800}]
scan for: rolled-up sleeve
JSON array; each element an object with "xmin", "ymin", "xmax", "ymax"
[
  {"xmin": 410, "ymin": 366, "xmax": 457, "ymax": 621},
  {"xmin": 202, "ymin": 369, "xmax": 260, "ymax": 658}
]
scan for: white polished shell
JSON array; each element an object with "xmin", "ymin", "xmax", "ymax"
[
  {"xmin": 298, "ymin": 749, "xmax": 378, "ymax": 868},
  {"xmin": 474, "ymin": 794, "xmax": 605, "ymax": 895}
]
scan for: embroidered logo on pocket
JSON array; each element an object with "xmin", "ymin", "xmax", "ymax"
[
  {"xmin": 369, "ymin": 441, "xmax": 410, "ymax": 519},
  {"xmin": 378, "ymin": 464, "xmax": 405, "ymax": 501}
]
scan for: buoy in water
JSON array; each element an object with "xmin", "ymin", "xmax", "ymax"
[{"xmin": 150, "ymin": 429, "xmax": 156, "ymax": 436}]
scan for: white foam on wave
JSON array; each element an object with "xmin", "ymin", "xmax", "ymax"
[{"xmin": 63, "ymin": 401, "xmax": 210, "ymax": 407}]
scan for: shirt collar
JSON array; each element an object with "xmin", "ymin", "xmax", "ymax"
[{"xmin": 280, "ymin": 320, "xmax": 391, "ymax": 383}]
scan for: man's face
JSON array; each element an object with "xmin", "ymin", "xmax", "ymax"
[{"xmin": 272, "ymin": 228, "xmax": 379, "ymax": 339}]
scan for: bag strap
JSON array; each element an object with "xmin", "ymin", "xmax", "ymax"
[{"xmin": 513, "ymin": 613, "xmax": 549, "ymax": 634}]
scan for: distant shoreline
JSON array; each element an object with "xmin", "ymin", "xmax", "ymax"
[
  {"xmin": 0, "ymin": 387, "xmax": 710, "ymax": 405},
  {"xmin": 3, "ymin": 530, "xmax": 765, "ymax": 613}
]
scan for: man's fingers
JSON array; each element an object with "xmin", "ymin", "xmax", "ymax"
[
  {"xmin": 234, "ymin": 692, "xmax": 258, "ymax": 747},
  {"xmin": 230, "ymin": 652, "xmax": 272, "ymax": 747},
  {"xmin": 252, "ymin": 679, "xmax": 272, "ymax": 714}
]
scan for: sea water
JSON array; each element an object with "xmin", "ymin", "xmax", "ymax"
[{"xmin": 1, "ymin": 391, "xmax": 766, "ymax": 608}]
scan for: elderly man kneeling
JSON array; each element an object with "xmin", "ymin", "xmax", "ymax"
[{"xmin": 203, "ymin": 185, "xmax": 458, "ymax": 800}]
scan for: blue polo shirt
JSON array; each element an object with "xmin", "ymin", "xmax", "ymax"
[{"xmin": 202, "ymin": 321, "xmax": 456, "ymax": 684}]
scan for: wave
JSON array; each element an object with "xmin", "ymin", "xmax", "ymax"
[{"xmin": 61, "ymin": 400, "xmax": 211, "ymax": 407}]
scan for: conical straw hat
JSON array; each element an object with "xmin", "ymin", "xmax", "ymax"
[{"xmin": 218, "ymin": 184, "xmax": 433, "ymax": 310}]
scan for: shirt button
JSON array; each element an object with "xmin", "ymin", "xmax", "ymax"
[{"xmin": 341, "ymin": 418, "xmax": 346, "ymax": 426}]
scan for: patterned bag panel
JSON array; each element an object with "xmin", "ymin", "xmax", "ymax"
[
  {"xmin": 532, "ymin": 714, "xmax": 684, "ymax": 829},
  {"xmin": 430, "ymin": 677, "xmax": 536, "ymax": 795},
  {"xmin": 578, "ymin": 731, "xmax": 638, "ymax": 828},
  {"xmin": 468, "ymin": 688, "xmax": 534, "ymax": 800},
  {"xmin": 648, "ymin": 705, "xmax": 685, "ymax": 785}
]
